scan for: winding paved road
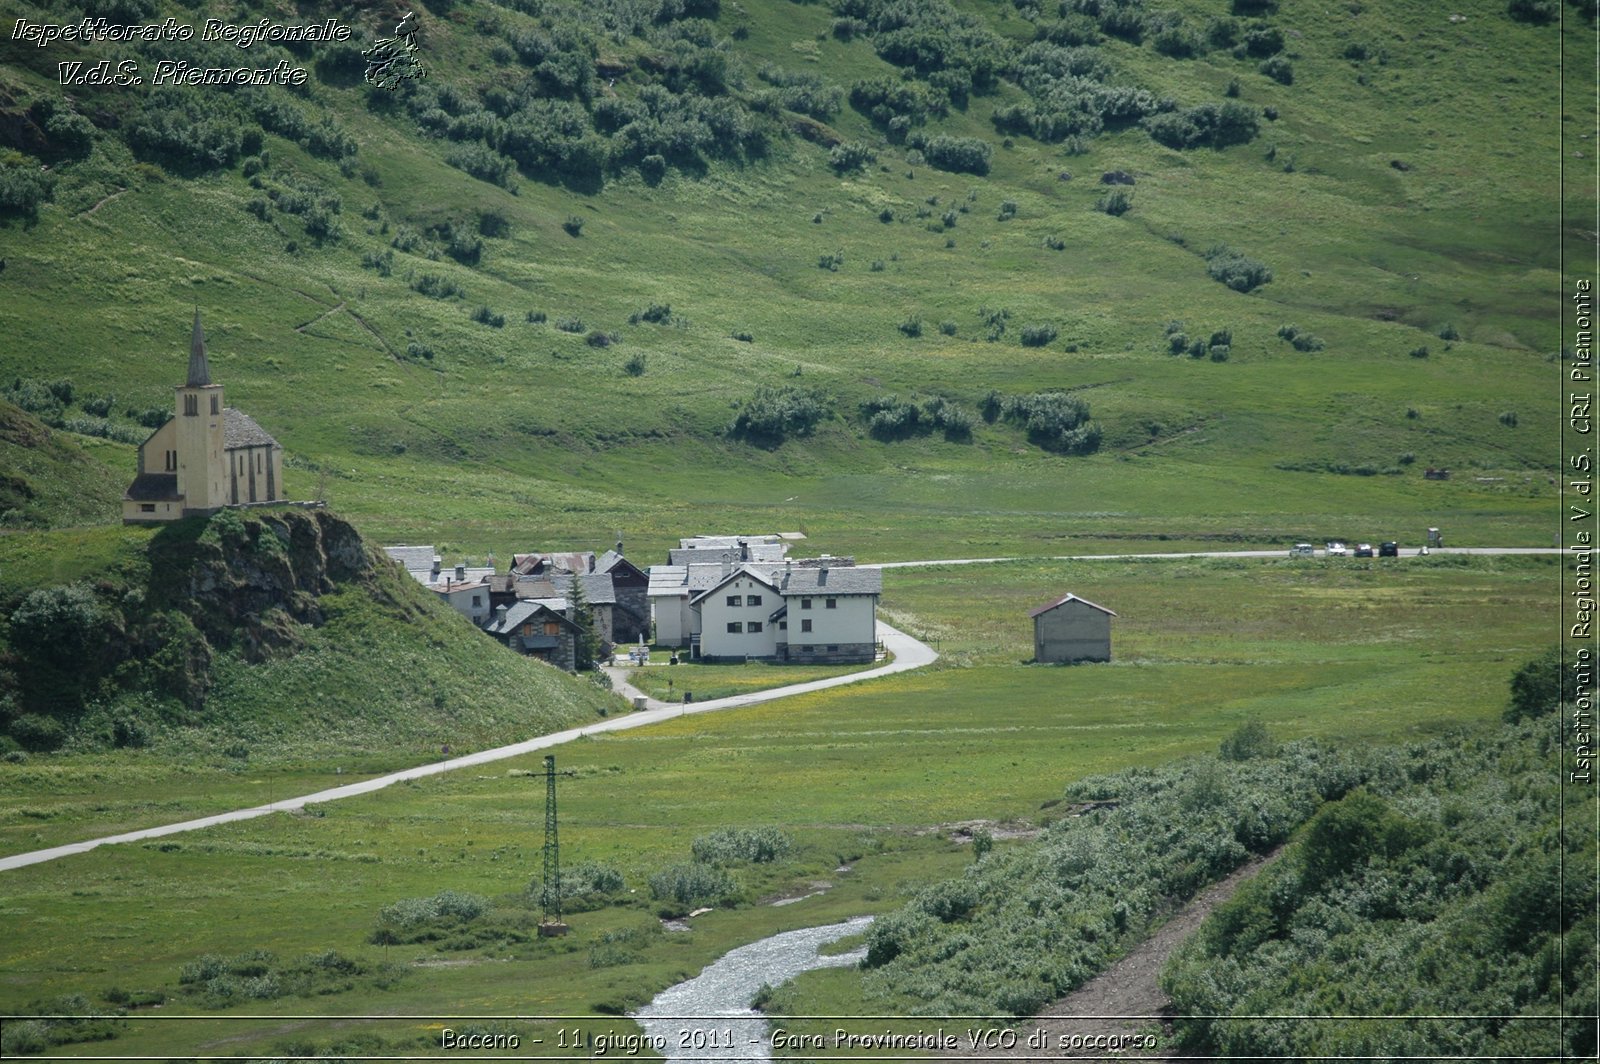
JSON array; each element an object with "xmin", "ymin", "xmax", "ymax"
[
  {"xmin": 0, "ymin": 545, "xmax": 1558, "ymax": 873},
  {"xmin": 0, "ymin": 622, "xmax": 935, "ymax": 872}
]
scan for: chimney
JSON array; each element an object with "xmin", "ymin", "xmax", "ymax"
[
  {"xmin": 494, "ymin": 603, "xmax": 508, "ymax": 626},
  {"xmin": 721, "ymin": 552, "xmax": 733, "ymax": 578},
  {"xmin": 431, "ymin": 555, "xmax": 442, "ymax": 577},
  {"xmin": 455, "ymin": 563, "xmax": 466, "ymax": 581}
]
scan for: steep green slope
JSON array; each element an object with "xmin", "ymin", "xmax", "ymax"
[
  {"xmin": 0, "ymin": 0, "xmax": 1572, "ymax": 556},
  {"xmin": 0, "ymin": 401, "xmax": 129, "ymax": 528},
  {"xmin": 0, "ymin": 507, "xmax": 621, "ymax": 761}
]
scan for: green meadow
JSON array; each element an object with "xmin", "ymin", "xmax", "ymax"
[
  {"xmin": 0, "ymin": 553, "xmax": 1558, "ymax": 1057},
  {"xmin": 0, "ymin": 0, "xmax": 1584, "ymax": 1051}
]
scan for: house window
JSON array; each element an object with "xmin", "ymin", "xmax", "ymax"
[
  {"xmin": 545, "ymin": 621, "xmax": 560, "ymax": 636},
  {"xmin": 748, "ymin": 621, "xmax": 763, "ymax": 633},
  {"xmin": 748, "ymin": 594, "xmax": 762, "ymax": 606},
  {"xmin": 471, "ymin": 594, "xmax": 482, "ymax": 606},
  {"xmin": 801, "ymin": 597, "xmax": 812, "ymax": 609},
  {"xmin": 825, "ymin": 597, "xmax": 837, "ymax": 609},
  {"xmin": 210, "ymin": 395, "xmax": 219, "ymax": 415},
  {"xmin": 827, "ymin": 644, "xmax": 839, "ymax": 652},
  {"xmin": 522, "ymin": 623, "xmax": 535, "ymax": 636},
  {"xmin": 727, "ymin": 622, "xmax": 743, "ymax": 633},
  {"xmin": 801, "ymin": 618, "xmax": 812, "ymax": 633},
  {"xmin": 727, "ymin": 595, "xmax": 742, "ymax": 607},
  {"xmin": 140, "ymin": 503, "xmax": 156, "ymax": 513},
  {"xmin": 779, "ymin": 621, "xmax": 787, "ymax": 631}
]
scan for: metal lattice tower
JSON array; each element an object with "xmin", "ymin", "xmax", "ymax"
[{"xmin": 542, "ymin": 754, "xmax": 561, "ymax": 924}]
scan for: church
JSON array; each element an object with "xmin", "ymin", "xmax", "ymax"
[{"xmin": 123, "ymin": 311, "xmax": 286, "ymax": 524}]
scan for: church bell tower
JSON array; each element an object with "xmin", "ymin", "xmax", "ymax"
[{"xmin": 174, "ymin": 309, "xmax": 227, "ymax": 513}]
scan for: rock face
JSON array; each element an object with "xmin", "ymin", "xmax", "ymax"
[{"xmin": 162, "ymin": 508, "xmax": 376, "ymax": 662}]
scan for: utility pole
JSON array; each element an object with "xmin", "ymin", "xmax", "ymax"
[{"xmin": 538, "ymin": 755, "xmax": 574, "ymax": 937}]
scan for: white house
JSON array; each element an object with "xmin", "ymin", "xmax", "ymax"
[{"xmin": 661, "ymin": 560, "xmax": 882, "ymax": 663}]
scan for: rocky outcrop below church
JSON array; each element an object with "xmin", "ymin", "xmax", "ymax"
[
  {"xmin": 2, "ymin": 508, "xmax": 393, "ymax": 751},
  {"xmin": 153, "ymin": 508, "xmax": 374, "ymax": 662}
]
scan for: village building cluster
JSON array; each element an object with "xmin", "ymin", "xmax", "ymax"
[{"xmin": 386, "ymin": 533, "xmax": 884, "ymax": 672}]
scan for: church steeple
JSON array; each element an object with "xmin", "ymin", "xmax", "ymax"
[{"xmin": 187, "ymin": 308, "xmax": 211, "ymax": 387}]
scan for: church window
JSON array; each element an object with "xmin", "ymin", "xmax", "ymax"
[
  {"xmin": 210, "ymin": 396, "xmax": 219, "ymax": 415},
  {"xmin": 184, "ymin": 395, "xmax": 197, "ymax": 416}
]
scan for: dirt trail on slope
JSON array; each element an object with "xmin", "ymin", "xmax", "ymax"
[{"xmin": 944, "ymin": 848, "xmax": 1284, "ymax": 1060}]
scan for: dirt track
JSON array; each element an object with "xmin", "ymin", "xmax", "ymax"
[{"xmin": 943, "ymin": 848, "xmax": 1284, "ymax": 1061}]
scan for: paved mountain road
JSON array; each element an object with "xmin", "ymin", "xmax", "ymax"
[{"xmin": 0, "ymin": 546, "xmax": 1555, "ymax": 873}]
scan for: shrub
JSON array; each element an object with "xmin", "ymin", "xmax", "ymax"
[
  {"xmin": 585, "ymin": 329, "xmax": 617, "ymax": 348},
  {"xmin": 899, "ymin": 316, "xmax": 923, "ymax": 338},
  {"xmin": 1220, "ymin": 720, "xmax": 1277, "ymax": 761},
  {"xmin": 555, "ymin": 317, "xmax": 585, "ymax": 333},
  {"xmin": 1410, "ymin": 345, "xmax": 1430, "ymax": 359},
  {"xmin": 0, "ymin": 163, "xmax": 56, "ymax": 218},
  {"xmin": 829, "ymin": 142, "xmax": 876, "ymax": 174},
  {"xmin": 1095, "ymin": 189, "xmax": 1132, "ymax": 216},
  {"xmin": 648, "ymin": 862, "xmax": 738, "ymax": 908},
  {"xmin": 526, "ymin": 310, "xmax": 548, "ymax": 323},
  {"xmin": 535, "ymin": 860, "xmax": 626, "ymax": 913},
  {"xmin": 562, "ymin": 215, "xmax": 585, "ymax": 236},
  {"xmin": 919, "ymin": 135, "xmax": 993, "ymax": 175},
  {"xmin": 1143, "ymin": 101, "xmax": 1258, "ymax": 150},
  {"xmin": 1019, "ymin": 324, "xmax": 1058, "ymax": 347},
  {"xmin": 1044, "ymin": 235, "xmax": 1066, "ymax": 250},
  {"xmin": 1504, "ymin": 647, "xmax": 1576, "ymax": 722},
  {"xmin": 1498, "ymin": 410, "xmax": 1518, "ymax": 427},
  {"xmin": 405, "ymin": 341, "xmax": 434, "ymax": 361},
  {"xmin": 728, "ymin": 386, "xmax": 832, "ymax": 445},
  {"xmin": 1168, "ymin": 332, "xmax": 1189, "ymax": 355},
  {"xmin": 1507, "ymin": 0, "xmax": 1558, "ymax": 21},
  {"xmin": 471, "ymin": 305, "xmax": 505, "ymax": 328},
  {"xmin": 1204, "ymin": 244, "xmax": 1273, "ymax": 292},
  {"xmin": 1290, "ymin": 333, "xmax": 1324, "ymax": 352},
  {"xmin": 411, "ymin": 274, "xmax": 465, "ymax": 300},
  {"xmin": 692, "ymin": 827, "xmax": 794, "ymax": 865},
  {"xmin": 1438, "ymin": 322, "xmax": 1461, "ymax": 340},
  {"xmin": 818, "ymin": 251, "xmax": 844, "ymax": 271},
  {"xmin": 732, "ymin": 330, "xmax": 754, "ymax": 342},
  {"xmin": 980, "ymin": 306, "xmax": 1010, "ymax": 341},
  {"xmin": 996, "ymin": 199, "xmax": 1018, "ymax": 221},
  {"xmin": 878, "ymin": 207, "xmax": 895, "ymax": 223},
  {"xmin": 1257, "ymin": 56, "xmax": 1294, "ymax": 84},
  {"xmin": 632, "ymin": 302, "xmax": 673, "ymax": 324},
  {"xmin": 998, "ymin": 391, "xmax": 1101, "ymax": 453},
  {"xmin": 940, "ymin": 320, "xmax": 958, "ymax": 336}
]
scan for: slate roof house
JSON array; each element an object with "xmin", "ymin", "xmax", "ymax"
[
  {"xmin": 1029, "ymin": 592, "xmax": 1115, "ymax": 663},
  {"xmin": 124, "ymin": 311, "xmax": 286, "ymax": 523},
  {"xmin": 482, "ymin": 599, "xmax": 583, "ymax": 672}
]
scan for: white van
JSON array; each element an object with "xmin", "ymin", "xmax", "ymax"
[{"xmin": 1290, "ymin": 543, "xmax": 1315, "ymax": 557}]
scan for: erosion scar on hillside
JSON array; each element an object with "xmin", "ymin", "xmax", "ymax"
[{"xmin": 943, "ymin": 847, "xmax": 1285, "ymax": 1060}]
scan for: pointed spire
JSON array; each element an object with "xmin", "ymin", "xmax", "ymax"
[{"xmin": 187, "ymin": 307, "xmax": 211, "ymax": 387}]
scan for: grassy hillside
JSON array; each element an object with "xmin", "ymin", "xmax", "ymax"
[{"xmin": 0, "ymin": 0, "xmax": 1572, "ymax": 556}]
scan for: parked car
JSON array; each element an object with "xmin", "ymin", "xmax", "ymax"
[
  {"xmin": 1325, "ymin": 541, "xmax": 1349, "ymax": 557},
  {"xmin": 1379, "ymin": 541, "xmax": 1400, "ymax": 557},
  {"xmin": 1354, "ymin": 543, "xmax": 1375, "ymax": 558},
  {"xmin": 1290, "ymin": 543, "xmax": 1315, "ymax": 558}
]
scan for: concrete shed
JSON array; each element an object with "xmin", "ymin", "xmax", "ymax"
[{"xmin": 1029, "ymin": 593, "xmax": 1115, "ymax": 663}]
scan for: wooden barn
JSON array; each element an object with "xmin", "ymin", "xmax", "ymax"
[{"xmin": 1029, "ymin": 593, "xmax": 1115, "ymax": 663}]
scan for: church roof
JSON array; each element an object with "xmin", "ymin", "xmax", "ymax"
[
  {"xmin": 124, "ymin": 472, "xmax": 180, "ymax": 502},
  {"xmin": 223, "ymin": 408, "xmax": 278, "ymax": 449},
  {"xmin": 187, "ymin": 309, "xmax": 212, "ymax": 387}
]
